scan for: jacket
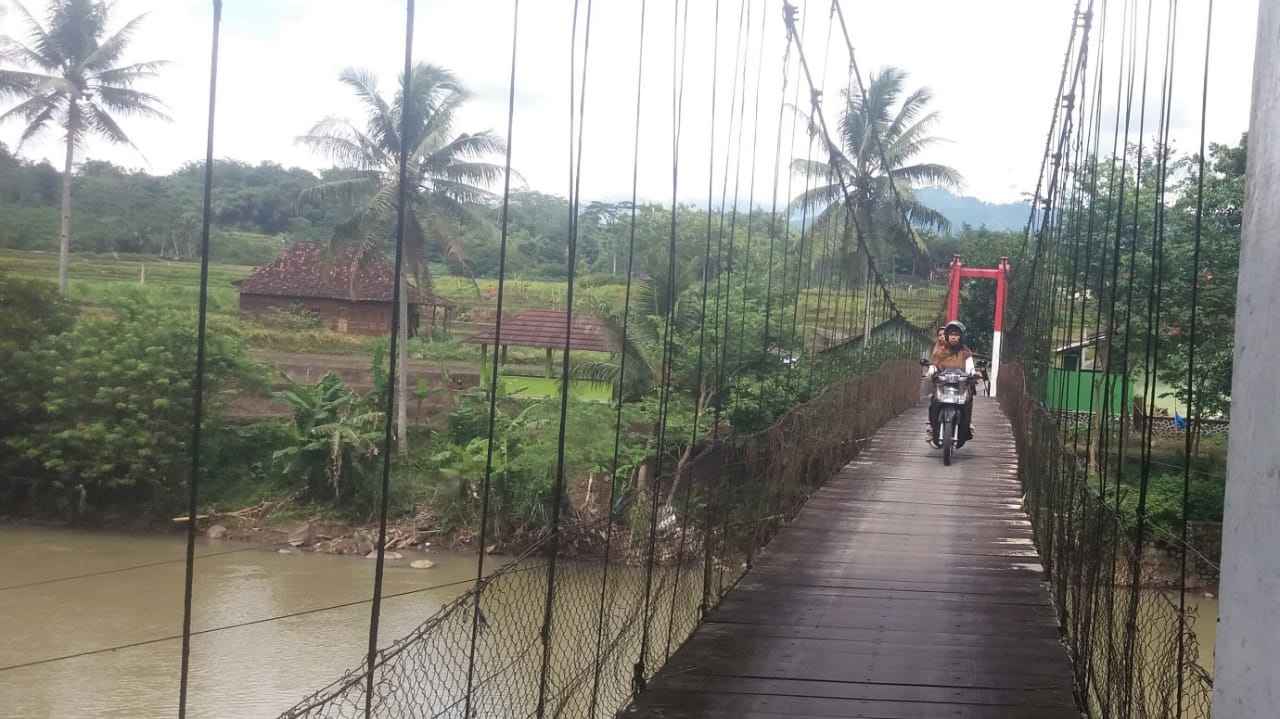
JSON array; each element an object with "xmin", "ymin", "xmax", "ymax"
[{"xmin": 930, "ymin": 344, "xmax": 975, "ymax": 376}]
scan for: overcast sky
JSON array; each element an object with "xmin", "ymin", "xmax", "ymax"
[{"xmin": 0, "ymin": 0, "xmax": 1259, "ymax": 206}]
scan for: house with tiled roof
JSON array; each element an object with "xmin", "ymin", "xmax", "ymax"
[{"xmin": 235, "ymin": 242, "xmax": 452, "ymax": 336}]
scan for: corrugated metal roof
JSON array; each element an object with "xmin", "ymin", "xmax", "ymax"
[
  {"xmin": 463, "ymin": 309, "xmax": 615, "ymax": 352},
  {"xmin": 235, "ymin": 242, "xmax": 449, "ymax": 306}
]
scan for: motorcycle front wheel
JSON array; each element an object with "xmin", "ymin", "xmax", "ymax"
[{"xmin": 941, "ymin": 417, "xmax": 954, "ymax": 466}]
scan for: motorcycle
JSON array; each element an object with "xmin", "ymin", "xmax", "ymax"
[{"xmin": 920, "ymin": 359, "xmax": 972, "ymax": 466}]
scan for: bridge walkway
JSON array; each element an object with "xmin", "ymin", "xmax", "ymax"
[{"xmin": 625, "ymin": 397, "xmax": 1078, "ymax": 718}]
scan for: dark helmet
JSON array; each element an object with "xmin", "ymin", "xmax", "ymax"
[{"xmin": 944, "ymin": 320, "xmax": 966, "ymax": 341}]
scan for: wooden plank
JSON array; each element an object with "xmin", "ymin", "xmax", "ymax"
[
  {"xmin": 625, "ymin": 398, "xmax": 1078, "ymax": 717},
  {"xmin": 642, "ymin": 675, "xmax": 1077, "ymax": 709},
  {"xmin": 625, "ymin": 689, "xmax": 1079, "ymax": 719}
]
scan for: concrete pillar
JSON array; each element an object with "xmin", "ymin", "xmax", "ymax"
[{"xmin": 1214, "ymin": 1, "xmax": 1280, "ymax": 713}]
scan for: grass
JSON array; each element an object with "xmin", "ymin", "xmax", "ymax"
[
  {"xmin": 798, "ymin": 282, "xmax": 945, "ymax": 332},
  {"xmin": 0, "ymin": 248, "xmax": 254, "ymax": 287},
  {"xmin": 502, "ymin": 375, "xmax": 613, "ymax": 402},
  {"xmin": 432, "ymin": 275, "xmax": 629, "ymax": 316},
  {"xmin": 1, "ymin": 249, "xmax": 941, "ymax": 364}
]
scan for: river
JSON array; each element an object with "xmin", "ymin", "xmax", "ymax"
[
  {"xmin": 0, "ymin": 526, "xmax": 1220, "ymax": 718},
  {"xmin": 0, "ymin": 526, "xmax": 495, "ymax": 719}
]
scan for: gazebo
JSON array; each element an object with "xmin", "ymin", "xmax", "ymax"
[{"xmin": 463, "ymin": 309, "xmax": 615, "ymax": 377}]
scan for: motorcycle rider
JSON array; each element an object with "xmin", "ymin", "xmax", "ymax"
[{"xmin": 926, "ymin": 321, "xmax": 976, "ymax": 448}]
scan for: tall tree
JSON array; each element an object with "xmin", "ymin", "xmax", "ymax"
[
  {"xmin": 791, "ymin": 67, "xmax": 962, "ymax": 280},
  {"xmin": 0, "ymin": 0, "xmax": 168, "ymax": 294},
  {"xmin": 299, "ymin": 64, "xmax": 506, "ymax": 449}
]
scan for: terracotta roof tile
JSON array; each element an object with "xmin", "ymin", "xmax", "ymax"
[
  {"xmin": 463, "ymin": 309, "xmax": 614, "ymax": 352},
  {"xmin": 236, "ymin": 242, "xmax": 449, "ymax": 305}
]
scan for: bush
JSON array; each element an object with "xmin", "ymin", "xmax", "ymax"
[
  {"xmin": 2, "ymin": 292, "xmax": 256, "ymax": 514},
  {"xmin": 447, "ymin": 387, "xmax": 494, "ymax": 445},
  {"xmin": 1114, "ymin": 473, "xmax": 1225, "ymax": 540},
  {"xmin": 203, "ymin": 421, "xmax": 295, "ymax": 508},
  {"xmin": 0, "ymin": 273, "xmax": 77, "ymax": 351}
]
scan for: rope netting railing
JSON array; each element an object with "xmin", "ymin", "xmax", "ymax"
[
  {"xmin": 1000, "ymin": 364, "xmax": 1214, "ymax": 719},
  {"xmin": 277, "ymin": 356, "xmax": 922, "ymax": 719},
  {"xmin": 1005, "ymin": 0, "xmax": 1222, "ymax": 717}
]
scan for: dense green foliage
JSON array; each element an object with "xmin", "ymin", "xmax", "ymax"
[
  {"xmin": 1155, "ymin": 137, "xmax": 1245, "ymax": 418},
  {"xmin": 273, "ymin": 373, "xmax": 383, "ymax": 509},
  {"xmin": 0, "ymin": 274, "xmax": 77, "ymax": 444},
  {"xmin": 1, "ymin": 289, "xmax": 256, "ymax": 514},
  {"xmin": 0, "ymin": 148, "xmax": 346, "ymax": 264}
]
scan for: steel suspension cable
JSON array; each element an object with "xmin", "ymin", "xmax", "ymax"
[
  {"xmin": 0, "ymin": 573, "xmax": 494, "ymax": 675},
  {"xmin": 776, "ymin": 0, "xmax": 808, "ymax": 360},
  {"xmin": 535, "ymin": 0, "xmax": 594, "ymax": 713},
  {"xmin": 787, "ymin": 107, "xmax": 817, "ymax": 379},
  {"xmin": 781, "ymin": 2, "xmax": 904, "ymax": 326},
  {"xmin": 1014, "ymin": 0, "xmax": 1086, "ymax": 261},
  {"xmin": 362, "ymin": 2, "xmax": 416, "ymax": 715},
  {"xmin": 587, "ymin": 1, "xmax": 647, "ymax": 713},
  {"xmin": 1013, "ymin": 6, "xmax": 1095, "ymax": 342},
  {"xmin": 1116, "ymin": 3, "xmax": 1157, "ymax": 693},
  {"xmin": 712, "ymin": 0, "xmax": 753, "ymax": 438},
  {"xmin": 1177, "ymin": 2, "xmax": 1213, "ymax": 712},
  {"xmin": 1088, "ymin": 0, "xmax": 1131, "ymax": 500},
  {"xmin": 801, "ymin": 6, "xmax": 838, "ymax": 391},
  {"xmin": 1071, "ymin": 0, "xmax": 1110, "ymax": 462},
  {"xmin": 761, "ymin": 20, "xmax": 793, "ymax": 354},
  {"xmin": 0, "ymin": 544, "xmax": 262, "ymax": 593},
  {"xmin": 177, "ymin": 2, "xmax": 222, "ymax": 716},
  {"xmin": 731, "ymin": 3, "xmax": 770, "ymax": 409},
  {"xmin": 788, "ymin": 6, "xmax": 836, "ymax": 392},
  {"xmin": 464, "ymin": 1, "xmax": 521, "ymax": 714},
  {"xmin": 1098, "ymin": 3, "xmax": 1141, "ymax": 708},
  {"xmin": 635, "ymin": 0, "xmax": 689, "ymax": 696},
  {"xmin": 830, "ymin": 0, "xmax": 936, "ymax": 270},
  {"xmin": 1132, "ymin": 2, "xmax": 1178, "ymax": 603},
  {"xmin": 667, "ymin": 0, "xmax": 730, "ymax": 663}
]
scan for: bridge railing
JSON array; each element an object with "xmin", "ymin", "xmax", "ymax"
[
  {"xmin": 280, "ymin": 353, "xmax": 923, "ymax": 719},
  {"xmin": 999, "ymin": 362, "xmax": 1216, "ymax": 719}
]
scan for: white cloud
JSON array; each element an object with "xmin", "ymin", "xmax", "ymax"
[{"xmin": 0, "ymin": 0, "xmax": 1258, "ymax": 206}]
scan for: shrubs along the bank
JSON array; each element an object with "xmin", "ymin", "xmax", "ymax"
[{"xmin": 1, "ymin": 280, "xmax": 257, "ymax": 515}]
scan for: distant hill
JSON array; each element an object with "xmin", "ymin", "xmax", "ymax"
[{"xmin": 914, "ymin": 187, "xmax": 1029, "ymax": 234}]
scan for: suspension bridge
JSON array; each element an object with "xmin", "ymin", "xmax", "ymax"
[{"xmin": 7, "ymin": 0, "xmax": 1276, "ymax": 716}]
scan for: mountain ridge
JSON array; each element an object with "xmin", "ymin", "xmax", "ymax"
[{"xmin": 914, "ymin": 187, "xmax": 1029, "ymax": 233}]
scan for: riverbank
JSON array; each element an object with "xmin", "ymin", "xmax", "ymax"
[{"xmin": 1, "ymin": 501, "xmax": 483, "ymax": 562}]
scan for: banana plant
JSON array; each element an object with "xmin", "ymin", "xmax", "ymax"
[{"xmin": 273, "ymin": 372, "xmax": 383, "ymax": 503}]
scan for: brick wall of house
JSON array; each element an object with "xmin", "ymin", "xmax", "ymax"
[{"xmin": 239, "ymin": 294, "xmax": 396, "ymax": 335}]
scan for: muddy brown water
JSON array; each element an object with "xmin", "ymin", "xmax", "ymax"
[
  {"xmin": 0, "ymin": 526, "xmax": 494, "ymax": 718},
  {"xmin": 0, "ymin": 526, "xmax": 1218, "ymax": 718}
]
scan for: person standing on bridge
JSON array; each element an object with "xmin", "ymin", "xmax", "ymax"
[{"xmin": 926, "ymin": 321, "xmax": 976, "ymax": 448}]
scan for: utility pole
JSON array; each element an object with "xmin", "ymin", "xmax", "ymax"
[{"xmin": 1214, "ymin": 0, "xmax": 1280, "ymax": 714}]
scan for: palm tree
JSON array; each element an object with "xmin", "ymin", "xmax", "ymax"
[
  {"xmin": 791, "ymin": 67, "xmax": 961, "ymax": 280},
  {"xmin": 0, "ymin": 0, "xmax": 168, "ymax": 295},
  {"xmin": 298, "ymin": 64, "xmax": 506, "ymax": 450}
]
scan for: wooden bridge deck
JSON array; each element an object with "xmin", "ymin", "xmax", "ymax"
[{"xmin": 625, "ymin": 397, "xmax": 1079, "ymax": 718}]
